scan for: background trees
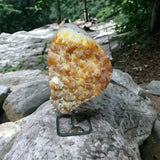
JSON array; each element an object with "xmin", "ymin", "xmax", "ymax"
[
  {"xmin": 149, "ymin": 0, "xmax": 160, "ymax": 33},
  {"xmin": 0, "ymin": 0, "xmax": 52, "ymax": 33},
  {"xmin": 0, "ymin": 0, "xmax": 159, "ymax": 34}
]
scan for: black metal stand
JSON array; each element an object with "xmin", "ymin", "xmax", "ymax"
[{"xmin": 56, "ymin": 110, "xmax": 92, "ymax": 137}]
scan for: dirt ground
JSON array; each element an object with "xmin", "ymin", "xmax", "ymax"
[
  {"xmin": 112, "ymin": 35, "xmax": 160, "ymax": 160},
  {"xmin": 112, "ymin": 36, "xmax": 160, "ymax": 118}
]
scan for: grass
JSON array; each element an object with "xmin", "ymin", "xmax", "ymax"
[
  {"xmin": 3, "ymin": 61, "xmax": 23, "ymax": 73},
  {"xmin": 38, "ymin": 55, "xmax": 47, "ymax": 64}
]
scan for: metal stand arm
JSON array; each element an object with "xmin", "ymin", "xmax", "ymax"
[{"xmin": 56, "ymin": 110, "xmax": 92, "ymax": 137}]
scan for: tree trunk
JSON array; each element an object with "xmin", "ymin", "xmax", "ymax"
[
  {"xmin": 149, "ymin": 0, "xmax": 160, "ymax": 33},
  {"xmin": 83, "ymin": 0, "xmax": 89, "ymax": 22},
  {"xmin": 57, "ymin": 0, "xmax": 61, "ymax": 24}
]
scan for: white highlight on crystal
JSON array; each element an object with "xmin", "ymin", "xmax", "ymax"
[{"xmin": 51, "ymin": 77, "xmax": 59, "ymax": 84}]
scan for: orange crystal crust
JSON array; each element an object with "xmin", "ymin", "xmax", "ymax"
[{"xmin": 47, "ymin": 24, "xmax": 113, "ymax": 113}]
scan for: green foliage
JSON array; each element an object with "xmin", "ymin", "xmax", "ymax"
[
  {"xmin": 84, "ymin": 0, "xmax": 117, "ymax": 22},
  {"xmin": 38, "ymin": 55, "xmax": 47, "ymax": 64},
  {"xmin": 3, "ymin": 61, "xmax": 23, "ymax": 73},
  {"xmin": 0, "ymin": 0, "xmax": 52, "ymax": 33},
  {"xmin": 50, "ymin": 0, "xmax": 83, "ymax": 23},
  {"xmin": 96, "ymin": 7, "xmax": 113, "ymax": 22},
  {"xmin": 110, "ymin": 0, "xmax": 151, "ymax": 33},
  {"xmin": 113, "ymin": 31, "xmax": 154, "ymax": 53},
  {"xmin": 36, "ymin": 0, "xmax": 53, "ymax": 10},
  {"xmin": 0, "ymin": 0, "xmax": 153, "ymax": 35},
  {"xmin": 0, "ymin": 0, "xmax": 123, "ymax": 33},
  {"xmin": 113, "ymin": 14, "xmax": 128, "ymax": 33},
  {"xmin": 0, "ymin": 2, "xmax": 21, "ymax": 14}
]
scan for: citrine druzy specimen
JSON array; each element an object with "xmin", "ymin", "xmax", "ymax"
[{"xmin": 47, "ymin": 23, "xmax": 113, "ymax": 113}]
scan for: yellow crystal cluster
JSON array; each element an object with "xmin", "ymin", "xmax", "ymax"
[{"xmin": 47, "ymin": 24, "xmax": 113, "ymax": 113}]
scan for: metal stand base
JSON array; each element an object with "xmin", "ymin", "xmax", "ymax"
[{"xmin": 56, "ymin": 111, "xmax": 92, "ymax": 137}]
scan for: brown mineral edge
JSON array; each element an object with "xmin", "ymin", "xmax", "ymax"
[{"xmin": 47, "ymin": 23, "xmax": 113, "ymax": 113}]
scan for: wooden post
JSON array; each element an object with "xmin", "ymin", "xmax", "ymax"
[
  {"xmin": 83, "ymin": 0, "xmax": 89, "ymax": 22},
  {"xmin": 149, "ymin": 0, "xmax": 160, "ymax": 33}
]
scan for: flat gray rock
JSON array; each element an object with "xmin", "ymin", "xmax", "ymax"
[
  {"xmin": 0, "ymin": 70, "xmax": 50, "ymax": 122},
  {"xmin": 3, "ymin": 74, "xmax": 156, "ymax": 159},
  {"xmin": 112, "ymin": 69, "xmax": 145, "ymax": 97},
  {"xmin": 0, "ymin": 21, "xmax": 116, "ymax": 72},
  {"xmin": 0, "ymin": 122, "xmax": 20, "ymax": 160},
  {"xmin": 3, "ymin": 101, "xmax": 141, "ymax": 160},
  {"xmin": 0, "ymin": 86, "xmax": 10, "ymax": 103},
  {"xmin": 0, "ymin": 70, "xmax": 48, "ymax": 91},
  {"xmin": 154, "ymin": 120, "xmax": 160, "ymax": 138},
  {"xmin": 0, "ymin": 116, "xmax": 30, "ymax": 160},
  {"xmin": 81, "ymin": 82, "xmax": 156, "ymax": 151},
  {"xmin": 146, "ymin": 80, "xmax": 160, "ymax": 96},
  {"xmin": 0, "ymin": 25, "xmax": 58, "ymax": 72},
  {"xmin": 3, "ymin": 80, "xmax": 50, "ymax": 121}
]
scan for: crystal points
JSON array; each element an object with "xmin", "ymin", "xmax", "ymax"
[{"xmin": 47, "ymin": 23, "xmax": 113, "ymax": 113}]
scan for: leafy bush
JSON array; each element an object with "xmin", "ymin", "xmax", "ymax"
[
  {"xmin": 96, "ymin": 8, "xmax": 114, "ymax": 22},
  {"xmin": 0, "ymin": 0, "xmax": 152, "ymax": 35},
  {"xmin": 112, "ymin": 31, "xmax": 155, "ymax": 53},
  {"xmin": 0, "ymin": 0, "xmax": 52, "ymax": 33},
  {"xmin": 113, "ymin": 14, "xmax": 129, "ymax": 33},
  {"xmin": 110, "ymin": 0, "xmax": 151, "ymax": 33}
]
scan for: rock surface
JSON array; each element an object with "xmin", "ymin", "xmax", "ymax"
[
  {"xmin": 0, "ymin": 22, "xmax": 116, "ymax": 72},
  {"xmin": 0, "ymin": 122, "xmax": 20, "ymax": 160},
  {"xmin": 0, "ymin": 70, "xmax": 50, "ymax": 121},
  {"xmin": 0, "ymin": 25, "xmax": 58, "ymax": 72},
  {"xmin": 3, "ymin": 69, "xmax": 156, "ymax": 159},
  {"xmin": 0, "ymin": 22, "xmax": 157, "ymax": 159},
  {"xmin": 112, "ymin": 69, "xmax": 145, "ymax": 97},
  {"xmin": 81, "ymin": 82, "xmax": 156, "ymax": 150},
  {"xmin": 88, "ymin": 21, "xmax": 116, "ymax": 61},
  {"xmin": 0, "ymin": 115, "xmax": 30, "ymax": 160},
  {"xmin": 3, "ymin": 79, "xmax": 50, "ymax": 121},
  {"xmin": 154, "ymin": 119, "xmax": 160, "ymax": 138},
  {"xmin": 0, "ymin": 70, "xmax": 48, "ymax": 91},
  {"xmin": 146, "ymin": 80, "xmax": 160, "ymax": 96},
  {"xmin": 3, "ymin": 101, "xmax": 140, "ymax": 160},
  {"xmin": 21, "ymin": 55, "xmax": 47, "ymax": 70}
]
